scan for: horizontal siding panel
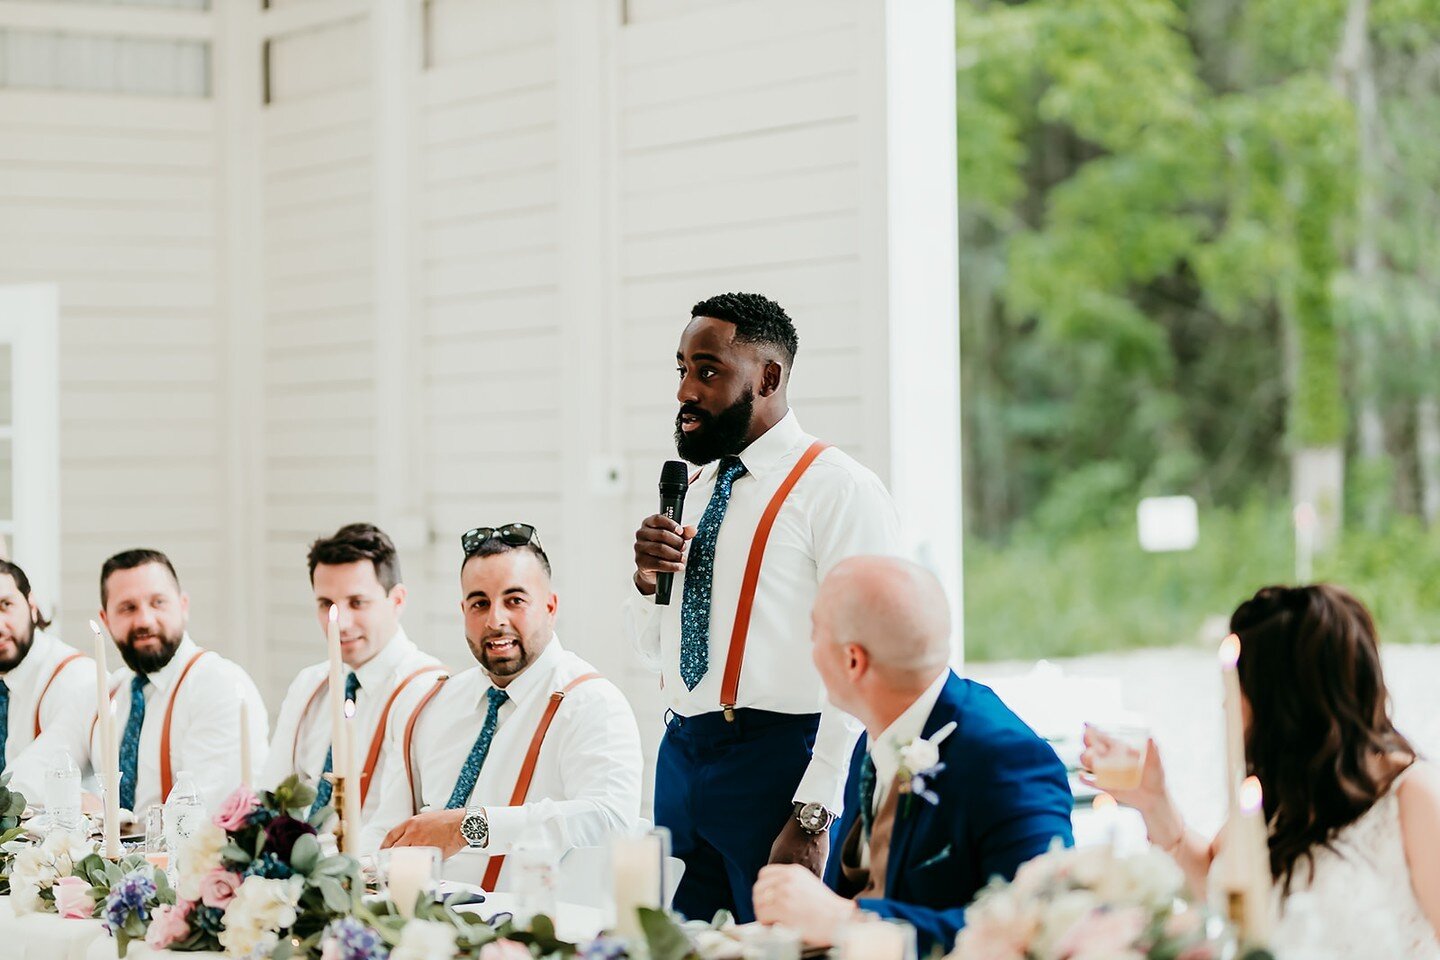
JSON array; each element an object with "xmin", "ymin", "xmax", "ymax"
[
  {"xmin": 426, "ymin": 293, "xmax": 558, "ymax": 338},
  {"xmin": 261, "ymin": 311, "xmax": 371, "ymax": 348},
  {"xmin": 263, "ymin": 87, "xmax": 371, "ymax": 140},
  {"xmin": 269, "ymin": 463, "xmax": 376, "ymax": 498},
  {"xmin": 0, "ymin": 240, "xmax": 214, "ymax": 276},
  {"xmin": 263, "ymin": 124, "xmax": 371, "ymax": 178},
  {"xmin": 269, "ymin": 18, "xmax": 370, "ymax": 102},
  {"xmin": 420, "ymin": 169, "xmax": 555, "ymax": 224},
  {"xmin": 621, "ymin": 165, "xmax": 858, "ymax": 237},
  {"xmin": 264, "ymin": 199, "xmax": 370, "ymax": 246},
  {"xmin": 264, "ymin": 502, "xmax": 377, "ymax": 534},
  {"xmin": 623, "ymin": 73, "xmax": 857, "ymax": 153},
  {"xmin": 0, "ymin": 131, "xmax": 213, "ymax": 168},
  {"xmin": 263, "ymin": 162, "xmax": 371, "ymax": 209},
  {"xmin": 265, "ymin": 274, "xmax": 373, "ymax": 314},
  {"xmin": 428, "ymin": 0, "xmax": 552, "ymax": 64},
  {"xmin": 423, "ymin": 249, "xmax": 556, "ymax": 299},
  {"xmin": 0, "ymin": 168, "xmax": 213, "ymax": 204},
  {"xmin": 424, "ymin": 330, "xmax": 559, "ymax": 379},
  {"xmin": 262, "ymin": 388, "xmax": 374, "ymax": 422},
  {"xmin": 621, "ymin": 120, "xmax": 856, "ymax": 191},
  {"xmin": 62, "ymin": 347, "xmax": 221, "ymax": 385},
  {"xmin": 64, "ymin": 462, "xmax": 220, "ymax": 500},
  {"xmin": 265, "ymin": 344, "xmax": 373, "ymax": 386},
  {"xmin": 419, "ymin": 43, "xmax": 555, "ymax": 105},
  {"xmin": 266, "ymin": 423, "xmax": 373, "ymax": 459},
  {"xmin": 425, "ymin": 452, "xmax": 559, "ymax": 498},
  {"xmin": 620, "ymin": 0, "xmax": 859, "ymax": 66},
  {"xmin": 49, "ymin": 279, "xmax": 215, "ymax": 310},
  {"xmin": 264, "ymin": 236, "xmax": 371, "ymax": 281},
  {"xmin": 424, "ymin": 209, "xmax": 556, "ymax": 260},
  {"xmin": 0, "ymin": 91, "xmax": 214, "ymax": 133},
  {"xmin": 64, "ymin": 422, "xmax": 221, "ymax": 461},
  {"xmin": 60, "ymin": 388, "xmax": 218, "ymax": 423},
  {"xmin": 424, "ymin": 129, "xmax": 555, "ymax": 182},
  {"xmin": 3, "ymin": 206, "xmax": 214, "ymax": 242},
  {"xmin": 621, "ymin": 213, "xmax": 856, "ymax": 278},
  {"xmin": 61, "ymin": 313, "xmax": 216, "ymax": 347},
  {"xmin": 425, "ymin": 415, "xmax": 560, "ymax": 456},
  {"xmin": 624, "ymin": 26, "xmax": 857, "ymax": 110},
  {"xmin": 619, "ymin": 258, "xmax": 862, "ymax": 321},
  {"xmin": 422, "ymin": 87, "xmax": 555, "ymax": 146}
]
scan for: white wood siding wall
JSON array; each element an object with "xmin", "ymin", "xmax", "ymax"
[
  {"xmin": 0, "ymin": 86, "xmax": 226, "ymax": 648},
  {"xmin": 259, "ymin": 13, "xmax": 379, "ymax": 691}
]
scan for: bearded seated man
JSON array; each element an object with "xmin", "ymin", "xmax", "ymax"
[
  {"xmin": 753, "ymin": 557, "xmax": 1073, "ymax": 955},
  {"xmin": 360, "ymin": 525, "xmax": 643, "ymax": 891}
]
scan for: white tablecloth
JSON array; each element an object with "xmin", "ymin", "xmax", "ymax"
[{"xmin": 0, "ymin": 894, "xmax": 605, "ymax": 960}]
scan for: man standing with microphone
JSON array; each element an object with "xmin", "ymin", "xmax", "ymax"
[{"xmin": 626, "ymin": 292, "xmax": 904, "ymax": 923}]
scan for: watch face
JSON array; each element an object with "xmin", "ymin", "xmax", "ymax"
[
  {"xmin": 799, "ymin": 803, "xmax": 828, "ymax": 831},
  {"xmin": 462, "ymin": 812, "xmax": 488, "ymax": 847}
]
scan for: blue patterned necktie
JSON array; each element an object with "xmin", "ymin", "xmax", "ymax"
[
  {"xmin": 445, "ymin": 687, "xmax": 510, "ymax": 809},
  {"xmin": 0, "ymin": 679, "xmax": 9, "ymax": 766},
  {"xmin": 119, "ymin": 675, "xmax": 148, "ymax": 810},
  {"xmin": 858, "ymin": 753, "xmax": 877, "ymax": 841},
  {"xmin": 679, "ymin": 455, "xmax": 748, "ymax": 690},
  {"xmin": 310, "ymin": 671, "xmax": 361, "ymax": 817}
]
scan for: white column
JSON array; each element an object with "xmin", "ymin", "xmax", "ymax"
[{"xmin": 860, "ymin": 0, "xmax": 964, "ymax": 662}]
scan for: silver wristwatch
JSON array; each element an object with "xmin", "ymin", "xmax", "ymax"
[
  {"xmin": 793, "ymin": 801, "xmax": 836, "ymax": 835},
  {"xmin": 460, "ymin": 807, "xmax": 490, "ymax": 849}
]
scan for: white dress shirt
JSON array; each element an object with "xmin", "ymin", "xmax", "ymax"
[
  {"xmin": 260, "ymin": 627, "xmax": 443, "ymax": 822},
  {"xmin": 623, "ymin": 409, "xmax": 904, "ymax": 812},
  {"xmin": 361, "ymin": 636, "xmax": 643, "ymax": 889},
  {"xmin": 869, "ymin": 668, "xmax": 950, "ymax": 817},
  {"xmin": 89, "ymin": 635, "xmax": 270, "ymax": 813},
  {"xmin": 2, "ymin": 630, "xmax": 101, "ymax": 801}
]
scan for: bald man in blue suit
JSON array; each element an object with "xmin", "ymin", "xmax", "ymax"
[{"xmin": 753, "ymin": 557, "xmax": 1073, "ymax": 955}]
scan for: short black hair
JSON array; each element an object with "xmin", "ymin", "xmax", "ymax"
[
  {"xmin": 691, "ymin": 292, "xmax": 800, "ymax": 366},
  {"xmin": 460, "ymin": 538, "xmax": 552, "ymax": 579},
  {"xmin": 0, "ymin": 558, "xmax": 52, "ymax": 631},
  {"xmin": 101, "ymin": 549, "xmax": 181, "ymax": 608},
  {"xmin": 308, "ymin": 523, "xmax": 402, "ymax": 593}
]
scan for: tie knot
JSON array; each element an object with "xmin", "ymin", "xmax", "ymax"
[
  {"xmin": 344, "ymin": 671, "xmax": 361, "ymax": 699},
  {"xmin": 0, "ymin": 678, "xmax": 8, "ymax": 695},
  {"xmin": 717, "ymin": 456, "xmax": 747, "ymax": 486},
  {"xmin": 131, "ymin": 674, "xmax": 149, "ymax": 693},
  {"xmin": 485, "ymin": 687, "xmax": 509, "ymax": 710}
]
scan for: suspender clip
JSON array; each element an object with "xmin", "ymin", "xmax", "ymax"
[{"xmin": 723, "ymin": 704, "xmax": 736, "ymax": 723}]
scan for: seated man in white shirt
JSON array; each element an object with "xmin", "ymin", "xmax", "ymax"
[
  {"xmin": 92, "ymin": 549, "xmax": 270, "ymax": 813},
  {"xmin": 260, "ymin": 523, "xmax": 443, "ymax": 826},
  {"xmin": 0, "ymin": 558, "xmax": 100, "ymax": 799},
  {"xmin": 362, "ymin": 524, "xmax": 642, "ymax": 891}
]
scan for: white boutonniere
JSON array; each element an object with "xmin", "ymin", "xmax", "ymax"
[{"xmin": 894, "ymin": 721, "xmax": 956, "ymax": 814}]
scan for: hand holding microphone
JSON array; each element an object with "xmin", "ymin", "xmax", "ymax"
[{"xmin": 633, "ymin": 461, "xmax": 695, "ymax": 600}]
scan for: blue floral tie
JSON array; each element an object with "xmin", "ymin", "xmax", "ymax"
[
  {"xmin": 119, "ymin": 675, "xmax": 148, "ymax": 810},
  {"xmin": 858, "ymin": 753, "xmax": 877, "ymax": 841},
  {"xmin": 445, "ymin": 687, "xmax": 509, "ymax": 809},
  {"xmin": 679, "ymin": 456, "xmax": 748, "ymax": 690},
  {"xmin": 310, "ymin": 671, "xmax": 361, "ymax": 817},
  {"xmin": 0, "ymin": 679, "xmax": 9, "ymax": 766}
]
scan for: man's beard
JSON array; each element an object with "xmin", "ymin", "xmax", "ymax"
[
  {"xmin": 0, "ymin": 616, "xmax": 36, "ymax": 672},
  {"xmin": 674, "ymin": 387, "xmax": 755, "ymax": 465},
  {"xmin": 470, "ymin": 628, "xmax": 531, "ymax": 679},
  {"xmin": 118, "ymin": 626, "xmax": 184, "ymax": 675}
]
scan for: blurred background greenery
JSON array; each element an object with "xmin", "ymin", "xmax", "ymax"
[{"xmin": 956, "ymin": 0, "xmax": 1440, "ymax": 660}]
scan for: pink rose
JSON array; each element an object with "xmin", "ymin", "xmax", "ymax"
[
  {"xmin": 479, "ymin": 939, "xmax": 532, "ymax": 960},
  {"xmin": 145, "ymin": 901, "xmax": 193, "ymax": 950},
  {"xmin": 213, "ymin": 786, "xmax": 259, "ymax": 831},
  {"xmin": 199, "ymin": 869, "xmax": 243, "ymax": 909},
  {"xmin": 54, "ymin": 876, "xmax": 95, "ymax": 920},
  {"xmin": 1054, "ymin": 907, "xmax": 1148, "ymax": 960}
]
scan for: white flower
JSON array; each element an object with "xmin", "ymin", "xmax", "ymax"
[
  {"xmin": 9, "ymin": 828, "xmax": 95, "ymax": 913},
  {"xmin": 896, "ymin": 721, "xmax": 955, "ymax": 776},
  {"xmin": 691, "ymin": 929, "xmax": 744, "ymax": 960},
  {"xmin": 389, "ymin": 919, "xmax": 459, "ymax": 960},
  {"xmin": 177, "ymin": 820, "xmax": 228, "ymax": 900},
  {"xmin": 217, "ymin": 875, "xmax": 303, "ymax": 959}
]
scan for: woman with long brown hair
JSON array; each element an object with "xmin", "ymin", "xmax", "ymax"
[{"xmin": 1083, "ymin": 584, "xmax": 1440, "ymax": 955}]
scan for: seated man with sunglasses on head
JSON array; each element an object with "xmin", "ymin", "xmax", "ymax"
[
  {"xmin": 260, "ymin": 523, "xmax": 444, "ymax": 828},
  {"xmin": 360, "ymin": 524, "xmax": 644, "ymax": 891}
]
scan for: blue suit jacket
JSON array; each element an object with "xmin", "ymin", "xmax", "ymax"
[{"xmin": 824, "ymin": 672, "xmax": 1073, "ymax": 954}]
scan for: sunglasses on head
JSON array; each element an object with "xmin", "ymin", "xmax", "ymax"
[{"xmin": 461, "ymin": 523, "xmax": 543, "ymax": 556}]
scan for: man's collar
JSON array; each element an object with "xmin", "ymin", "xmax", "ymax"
[
  {"xmin": 1, "ymin": 628, "xmax": 56, "ymax": 685},
  {"xmin": 869, "ymin": 668, "xmax": 952, "ymax": 780},
  {"xmin": 477, "ymin": 633, "xmax": 563, "ymax": 709},
  {"xmin": 699, "ymin": 408, "xmax": 804, "ymax": 482},
  {"xmin": 145, "ymin": 634, "xmax": 201, "ymax": 693},
  {"xmin": 353, "ymin": 626, "xmax": 414, "ymax": 690}
]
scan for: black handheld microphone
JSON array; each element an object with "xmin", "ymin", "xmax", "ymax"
[{"xmin": 655, "ymin": 460, "xmax": 690, "ymax": 605}]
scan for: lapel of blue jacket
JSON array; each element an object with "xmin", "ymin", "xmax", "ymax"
[
  {"xmin": 826, "ymin": 737, "xmax": 870, "ymax": 890},
  {"xmin": 883, "ymin": 671, "xmax": 966, "ymax": 895}
]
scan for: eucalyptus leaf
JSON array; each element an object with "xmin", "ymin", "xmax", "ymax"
[
  {"xmin": 640, "ymin": 907, "xmax": 700, "ymax": 960},
  {"xmin": 289, "ymin": 833, "xmax": 321, "ymax": 875}
]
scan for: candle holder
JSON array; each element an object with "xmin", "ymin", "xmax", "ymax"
[{"xmin": 328, "ymin": 773, "xmax": 351, "ymax": 854}]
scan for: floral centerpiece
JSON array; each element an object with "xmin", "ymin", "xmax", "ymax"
[
  {"xmin": 0, "ymin": 772, "xmax": 32, "ymax": 895},
  {"xmin": 106, "ymin": 774, "xmax": 360, "ymax": 959},
  {"xmin": 948, "ymin": 842, "xmax": 1270, "ymax": 960}
]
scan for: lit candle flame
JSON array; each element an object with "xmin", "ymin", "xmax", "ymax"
[
  {"xmin": 1240, "ymin": 775, "xmax": 1263, "ymax": 813},
  {"xmin": 344, "ymin": 698, "xmax": 356, "ymax": 719},
  {"xmin": 329, "ymin": 604, "xmax": 338, "ymax": 623},
  {"xmin": 1219, "ymin": 633, "xmax": 1241, "ymax": 668},
  {"xmin": 89, "ymin": 619, "xmax": 104, "ymax": 636}
]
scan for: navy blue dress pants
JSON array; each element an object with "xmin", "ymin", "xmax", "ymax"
[{"xmin": 655, "ymin": 708, "xmax": 821, "ymax": 923}]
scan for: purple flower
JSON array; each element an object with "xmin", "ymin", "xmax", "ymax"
[
  {"xmin": 263, "ymin": 815, "xmax": 317, "ymax": 863},
  {"xmin": 322, "ymin": 916, "xmax": 389, "ymax": 960},
  {"xmin": 102, "ymin": 870, "xmax": 157, "ymax": 934},
  {"xmin": 909, "ymin": 761, "xmax": 946, "ymax": 806},
  {"xmin": 578, "ymin": 935, "xmax": 629, "ymax": 960}
]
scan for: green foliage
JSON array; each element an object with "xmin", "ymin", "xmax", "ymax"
[{"xmin": 964, "ymin": 502, "xmax": 1440, "ymax": 661}]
